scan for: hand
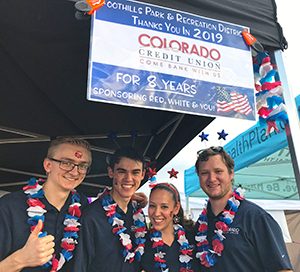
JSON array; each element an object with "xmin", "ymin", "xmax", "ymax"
[
  {"xmin": 132, "ymin": 192, "xmax": 148, "ymax": 208},
  {"xmin": 18, "ymin": 220, "xmax": 55, "ymax": 268}
]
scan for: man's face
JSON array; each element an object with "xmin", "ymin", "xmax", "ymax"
[
  {"xmin": 108, "ymin": 157, "xmax": 145, "ymax": 202},
  {"xmin": 197, "ymin": 154, "xmax": 233, "ymax": 200},
  {"xmin": 43, "ymin": 143, "xmax": 91, "ymax": 192}
]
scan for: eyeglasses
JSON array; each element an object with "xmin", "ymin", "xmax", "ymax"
[
  {"xmin": 48, "ymin": 157, "xmax": 90, "ymax": 174},
  {"xmin": 197, "ymin": 146, "xmax": 224, "ymax": 160}
]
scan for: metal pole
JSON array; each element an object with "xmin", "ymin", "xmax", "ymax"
[{"xmin": 274, "ymin": 50, "xmax": 300, "ymax": 198}]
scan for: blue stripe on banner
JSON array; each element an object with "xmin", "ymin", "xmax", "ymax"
[{"xmin": 88, "ymin": 62, "xmax": 255, "ymax": 120}]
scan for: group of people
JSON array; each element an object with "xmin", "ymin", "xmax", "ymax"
[{"xmin": 0, "ymin": 137, "xmax": 294, "ymax": 271}]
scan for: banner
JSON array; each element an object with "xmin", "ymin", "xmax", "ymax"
[{"xmin": 87, "ymin": 0, "xmax": 255, "ymax": 120}]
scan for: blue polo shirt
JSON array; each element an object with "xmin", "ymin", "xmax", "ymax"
[
  {"xmin": 73, "ymin": 197, "xmax": 141, "ymax": 272},
  {"xmin": 194, "ymin": 199, "xmax": 293, "ymax": 272},
  {"xmin": 0, "ymin": 190, "xmax": 88, "ymax": 272}
]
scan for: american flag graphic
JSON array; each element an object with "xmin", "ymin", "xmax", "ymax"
[{"xmin": 217, "ymin": 89, "xmax": 252, "ymax": 115}]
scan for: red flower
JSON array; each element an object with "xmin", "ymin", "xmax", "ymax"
[
  {"xmin": 223, "ymin": 209, "xmax": 235, "ymax": 216},
  {"xmin": 198, "ymin": 223, "xmax": 208, "ymax": 232},
  {"xmin": 215, "ymin": 221, "xmax": 229, "ymax": 232},
  {"xmin": 23, "ymin": 184, "xmax": 38, "ymax": 191},
  {"xmin": 64, "ymin": 226, "xmax": 79, "ymax": 232},
  {"xmin": 125, "ymin": 244, "xmax": 133, "ymax": 250},
  {"xmin": 212, "ymin": 239, "xmax": 224, "ymax": 255},
  {"xmin": 196, "ymin": 240, "xmax": 209, "ymax": 247},
  {"xmin": 50, "ymin": 256, "xmax": 59, "ymax": 271},
  {"xmin": 180, "ymin": 268, "xmax": 194, "ymax": 272},
  {"xmin": 27, "ymin": 198, "xmax": 45, "ymax": 208},
  {"xmin": 181, "ymin": 248, "xmax": 193, "ymax": 255},
  {"xmin": 152, "ymin": 240, "xmax": 164, "ymax": 247},
  {"xmin": 233, "ymin": 191, "xmax": 244, "ymax": 200},
  {"xmin": 177, "ymin": 230, "xmax": 185, "ymax": 236},
  {"xmin": 112, "ymin": 226, "xmax": 124, "ymax": 234},
  {"xmin": 135, "ymin": 226, "xmax": 146, "ymax": 232},
  {"xmin": 200, "ymin": 252, "xmax": 209, "ymax": 266},
  {"xmin": 105, "ymin": 204, "xmax": 117, "ymax": 217},
  {"xmin": 61, "ymin": 241, "xmax": 76, "ymax": 251},
  {"xmin": 68, "ymin": 205, "xmax": 81, "ymax": 217},
  {"xmin": 154, "ymin": 256, "xmax": 166, "ymax": 263}
]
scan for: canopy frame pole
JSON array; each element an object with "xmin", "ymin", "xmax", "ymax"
[
  {"xmin": 155, "ymin": 114, "xmax": 185, "ymax": 160},
  {"xmin": 274, "ymin": 50, "xmax": 300, "ymax": 198}
]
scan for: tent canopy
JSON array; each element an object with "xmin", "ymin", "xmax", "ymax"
[
  {"xmin": 0, "ymin": 0, "xmax": 287, "ymax": 196},
  {"xmin": 184, "ymin": 96, "xmax": 300, "ymax": 199}
]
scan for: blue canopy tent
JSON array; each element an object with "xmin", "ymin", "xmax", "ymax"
[{"xmin": 184, "ymin": 96, "xmax": 300, "ymax": 199}]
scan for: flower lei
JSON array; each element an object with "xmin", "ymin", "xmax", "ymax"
[
  {"xmin": 150, "ymin": 224, "xmax": 194, "ymax": 272},
  {"xmin": 195, "ymin": 188, "xmax": 245, "ymax": 267},
  {"xmin": 100, "ymin": 187, "xmax": 147, "ymax": 263},
  {"xmin": 23, "ymin": 177, "xmax": 82, "ymax": 271}
]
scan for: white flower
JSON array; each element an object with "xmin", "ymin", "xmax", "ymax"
[
  {"xmin": 61, "ymin": 237, "xmax": 77, "ymax": 244},
  {"xmin": 57, "ymin": 253, "xmax": 66, "ymax": 270},
  {"xmin": 223, "ymin": 211, "xmax": 234, "ymax": 221},
  {"xmin": 103, "ymin": 203, "xmax": 117, "ymax": 211},
  {"xmin": 177, "ymin": 234, "xmax": 188, "ymax": 245},
  {"xmin": 112, "ymin": 217, "xmax": 124, "ymax": 226},
  {"xmin": 209, "ymin": 249, "xmax": 221, "ymax": 256},
  {"xmin": 133, "ymin": 212, "xmax": 144, "ymax": 221},
  {"xmin": 214, "ymin": 229, "xmax": 226, "ymax": 240},
  {"xmin": 231, "ymin": 197, "xmax": 240, "ymax": 207},
  {"xmin": 152, "ymin": 237, "xmax": 163, "ymax": 242},
  {"xmin": 195, "ymin": 235, "xmax": 207, "ymax": 242},
  {"xmin": 197, "ymin": 220, "xmax": 208, "ymax": 226},
  {"xmin": 69, "ymin": 202, "xmax": 81, "ymax": 208},
  {"xmin": 64, "ymin": 218, "xmax": 81, "ymax": 227},
  {"xmin": 120, "ymin": 233, "xmax": 131, "ymax": 246},
  {"xmin": 155, "ymin": 251, "xmax": 166, "ymax": 258},
  {"xmin": 196, "ymin": 251, "xmax": 206, "ymax": 258},
  {"xmin": 27, "ymin": 206, "xmax": 47, "ymax": 217},
  {"xmin": 136, "ymin": 246, "xmax": 144, "ymax": 255},
  {"xmin": 124, "ymin": 252, "xmax": 135, "ymax": 262},
  {"xmin": 135, "ymin": 230, "xmax": 147, "ymax": 238},
  {"xmin": 179, "ymin": 254, "xmax": 193, "ymax": 263},
  {"xmin": 24, "ymin": 184, "xmax": 43, "ymax": 194}
]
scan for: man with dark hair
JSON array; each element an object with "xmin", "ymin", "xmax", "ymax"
[
  {"xmin": 0, "ymin": 137, "xmax": 92, "ymax": 272},
  {"xmin": 193, "ymin": 146, "xmax": 293, "ymax": 272},
  {"xmin": 73, "ymin": 146, "xmax": 147, "ymax": 272}
]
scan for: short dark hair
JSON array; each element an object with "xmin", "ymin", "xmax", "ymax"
[
  {"xmin": 195, "ymin": 146, "xmax": 234, "ymax": 174},
  {"xmin": 107, "ymin": 146, "xmax": 144, "ymax": 169},
  {"xmin": 47, "ymin": 137, "xmax": 92, "ymax": 164}
]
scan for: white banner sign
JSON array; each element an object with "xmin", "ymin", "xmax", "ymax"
[{"xmin": 87, "ymin": 0, "xmax": 255, "ymax": 120}]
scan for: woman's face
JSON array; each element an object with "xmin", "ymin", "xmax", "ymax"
[{"xmin": 148, "ymin": 189, "xmax": 180, "ymax": 233}]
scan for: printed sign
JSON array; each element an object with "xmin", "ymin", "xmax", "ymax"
[{"xmin": 87, "ymin": 0, "xmax": 255, "ymax": 120}]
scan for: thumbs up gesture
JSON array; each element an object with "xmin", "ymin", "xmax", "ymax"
[{"xmin": 18, "ymin": 220, "xmax": 55, "ymax": 268}]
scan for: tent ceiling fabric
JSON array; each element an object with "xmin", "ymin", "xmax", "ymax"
[
  {"xmin": 142, "ymin": 0, "xmax": 287, "ymax": 50},
  {"xmin": 0, "ymin": 0, "xmax": 286, "ymax": 196}
]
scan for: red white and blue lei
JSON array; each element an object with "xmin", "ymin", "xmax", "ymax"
[
  {"xmin": 23, "ymin": 177, "xmax": 82, "ymax": 271},
  {"xmin": 150, "ymin": 224, "xmax": 194, "ymax": 272},
  {"xmin": 195, "ymin": 188, "xmax": 245, "ymax": 267},
  {"xmin": 100, "ymin": 187, "xmax": 147, "ymax": 263}
]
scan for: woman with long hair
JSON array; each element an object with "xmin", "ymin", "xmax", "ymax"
[{"xmin": 141, "ymin": 183, "xmax": 196, "ymax": 272}]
